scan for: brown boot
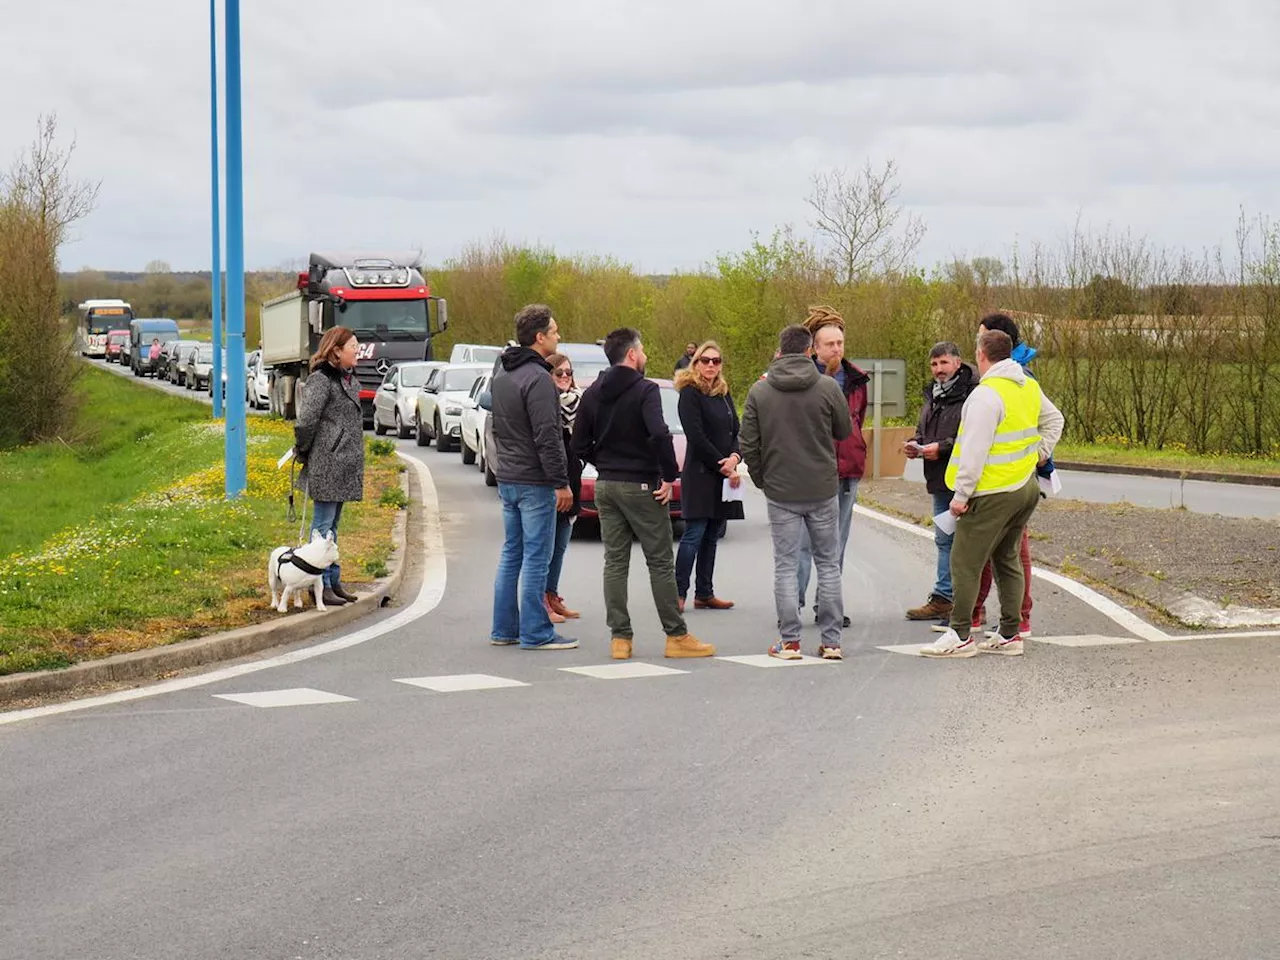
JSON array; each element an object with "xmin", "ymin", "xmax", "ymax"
[
  {"xmin": 543, "ymin": 595, "xmax": 565, "ymax": 624},
  {"xmin": 906, "ymin": 594, "xmax": 954, "ymax": 621},
  {"xmin": 611, "ymin": 638, "xmax": 632, "ymax": 660},
  {"xmin": 547, "ymin": 592, "xmax": 579, "ymax": 619},
  {"xmin": 665, "ymin": 633, "xmax": 716, "ymax": 658},
  {"xmin": 694, "ymin": 596, "xmax": 734, "ymax": 610}
]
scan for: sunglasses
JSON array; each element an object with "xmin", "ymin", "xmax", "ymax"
[
  {"xmin": 553, "ymin": 368, "xmax": 573, "ymax": 378},
  {"xmin": 696, "ymin": 356, "xmax": 723, "ymax": 366}
]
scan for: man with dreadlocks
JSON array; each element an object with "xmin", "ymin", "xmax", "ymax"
[{"xmin": 792, "ymin": 306, "xmax": 869, "ymax": 629}]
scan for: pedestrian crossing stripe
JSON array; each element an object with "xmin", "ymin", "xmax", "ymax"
[
  {"xmin": 213, "ymin": 688, "xmax": 357, "ymax": 708},
  {"xmin": 395, "ymin": 674, "xmax": 531, "ymax": 692},
  {"xmin": 559, "ymin": 663, "xmax": 688, "ymax": 680},
  {"xmin": 715, "ymin": 654, "xmax": 837, "ymax": 668}
]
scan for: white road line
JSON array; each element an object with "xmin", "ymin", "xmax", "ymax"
[
  {"xmin": 716, "ymin": 654, "xmax": 838, "ymax": 668},
  {"xmin": 0, "ymin": 454, "xmax": 447, "ymax": 727},
  {"xmin": 852, "ymin": 503, "xmax": 1172, "ymax": 643},
  {"xmin": 1032, "ymin": 634, "xmax": 1145, "ymax": 647},
  {"xmin": 560, "ymin": 663, "xmax": 689, "ymax": 680},
  {"xmin": 213, "ymin": 688, "xmax": 357, "ymax": 708},
  {"xmin": 395, "ymin": 674, "xmax": 529, "ymax": 692},
  {"xmin": 1153, "ymin": 629, "xmax": 1280, "ymax": 642},
  {"xmin": 876, "ymin": 644, "xmax": 932, "ymax": 656}
]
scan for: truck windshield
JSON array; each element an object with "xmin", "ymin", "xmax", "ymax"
[{"xmin": 341, "ymin": 299, "xmax": 428, "ymax": 341}]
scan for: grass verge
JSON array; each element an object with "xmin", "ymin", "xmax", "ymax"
[
  {"xmin": 0, "ymin": 366, "xmax": 404, "ymax": 676},
  {"xmin": 1055, "ymin": 441, "xmax": 1280, "ymax": 478}
]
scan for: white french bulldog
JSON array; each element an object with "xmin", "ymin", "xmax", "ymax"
[{"xmin": 268, "ymin": 530, "xmax": 339, "ymax": 613}]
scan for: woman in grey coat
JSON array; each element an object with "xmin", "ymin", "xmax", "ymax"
[{"xmin": 294, "ymin": 326, "xmax": 366, "ymax": 606}]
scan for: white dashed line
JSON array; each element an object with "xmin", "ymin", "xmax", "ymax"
[
  {"xmin": 213, "ymin": 688, "xmax": 357, "ymax": 708},
  {"xmin": 716, "ymin": 654, "xmax": 839, "ymax": 668},
  {"xmin": 560, "ymin": 663, "xmax": 690, "ymax": 680},
  {"xmin": 395, "ymin": 674, "xmax": 529, "ymax": 692}
]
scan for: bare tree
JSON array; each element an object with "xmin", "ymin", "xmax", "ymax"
[
  {"xmin": 805, "ymin": 159, "xmax": 926, "ymax": 284},
  {"xmin": 0, "ymin": 114, "xmax": 98, "ymax": 445}
]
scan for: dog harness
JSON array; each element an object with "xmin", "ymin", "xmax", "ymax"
[{"xmin": 276, "ymin": 548, "xmax": 327, "ymax": 579}]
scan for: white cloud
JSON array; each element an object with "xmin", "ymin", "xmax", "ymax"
[{"xmin": 4, "ymin": 0, "xmax": 1280, "ymax": 275}]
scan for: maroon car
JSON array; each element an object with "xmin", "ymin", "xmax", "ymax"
[
  {"xmin": 104, "ymin": 329, "xmax": 130, "ymax": 363},
  {"xmin": 576, "ymin": 378, "xmax": 685, "ymax": 535}
]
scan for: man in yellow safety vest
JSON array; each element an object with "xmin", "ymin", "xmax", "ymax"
[{"xmin": 920, "ymin": 328, "xmax": 1064, "ymax": 658}]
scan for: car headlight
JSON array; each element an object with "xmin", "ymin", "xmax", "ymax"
[{"xmin": 444, "ymin": 406, "xmax": 462, "ymax": 416}]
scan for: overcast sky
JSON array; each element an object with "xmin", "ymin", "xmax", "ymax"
[{"xmin": 5, "ymin": 1, "xmax": 1279, "ymax": 274}]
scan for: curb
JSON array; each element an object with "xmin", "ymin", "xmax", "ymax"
[
  {"xmin": 1055, "ymin": 459, "xmax": 1280, "ymax": 488},
  {"xmin": 0, "ymin": 470, "xmax": 413, "ymax": 706}
]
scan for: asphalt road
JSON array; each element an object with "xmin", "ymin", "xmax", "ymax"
[
  {"xmin": 4, "ymin": 436, "xmax": 1278, "ymax": 959},
  {"xmin": 903, "ymin": 459, "xmax": 1280, "ymax": 519}
]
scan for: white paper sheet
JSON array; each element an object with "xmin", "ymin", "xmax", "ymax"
[
  {"xmin": 933, "ymin": 510, "xmax": 957, "ymax": 535},
  {"xmin": 277, "ymin": 448, "xmax": 295, "ymax": 470},
  {"xmin": 722, "ymin": 478, "xmax": 745, "ymax": 502},
  {"xmin": 1038, "ymin": 471, "xmax": 1063, "ymax": 497}
]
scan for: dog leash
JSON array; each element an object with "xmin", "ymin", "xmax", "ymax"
[{"xmin": 287, "ymin": 458, "xmax": 311, "ymax": 545}]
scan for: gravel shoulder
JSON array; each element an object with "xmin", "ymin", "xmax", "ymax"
[{"xmin": 859, "ymin": 479, "xmax": 1280, "ymax": 629}]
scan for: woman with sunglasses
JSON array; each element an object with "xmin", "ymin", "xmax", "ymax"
[
  {"xmin": 542, "ymin": 353, "xmax": 583, "ymax": 623},
  {"xmin": 673, "ymin": 340, "xmax": 742, "ymax": 612}
]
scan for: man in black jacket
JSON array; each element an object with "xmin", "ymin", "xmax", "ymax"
[
  {"xmin": 572, "ymin": 328, "xmax": 715, "ymax": 662},
  {"xmin": 488, "ymin": 304, "xmax": 577, "ymax": 650},
  {"xmin": 903, "ymin": 341, "xmax": 977, "ymax": 622}
]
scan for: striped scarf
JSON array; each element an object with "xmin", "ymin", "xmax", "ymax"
[{"xmin": 559, "ymin": 387, "xmax": 581, "ymax": 432}]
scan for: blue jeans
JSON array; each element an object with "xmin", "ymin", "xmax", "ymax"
[
  {"xmin": 491, "ymin": 483, "xmax": 557, "ymax": 646},
  {"xmin": 545, "ymin": 514, "xmax": 573, "ymax": 596},
  {"xmin": 797, "ymin": 478, "xmax": 858, "ymax": 607},
  {"xmin": 310, "ymin": 500, "xmax": 344, "ymax": 589},
  {"xmin": 931, "ymin": 489, "xmax": 954, "ymax": 601},
  {"xmin": 675, "ymin": 518, "xmax": 719, "ymax": 600}
]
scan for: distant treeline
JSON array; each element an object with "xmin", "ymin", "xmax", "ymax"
[{"xmin": 60, "ymin": 222, "xmax": 1280, "ymax": 458}]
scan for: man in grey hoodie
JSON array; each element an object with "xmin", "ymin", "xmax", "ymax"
[
  {"xmin": 920, "ymin": 329, "xmax": 1064, "ymax": 659},
  {"xmin": 740, "ymin": 325, "xmax": 853, "ymax": 661}
]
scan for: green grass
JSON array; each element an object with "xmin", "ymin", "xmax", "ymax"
[
  {"xmin": 0, "ymin": 367, "xmax": 214, "ymax": 557},
  {"xmin": 1055, "ymin": 441, "xmax": 1280, "ymax": 478},
  {"xmin": 0, "ymin": 366, "xmax": 402, "ymax": 676}
]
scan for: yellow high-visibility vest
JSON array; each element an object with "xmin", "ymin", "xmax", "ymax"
[{"xmin": 945, "ymin": 376, "xmax": 1043, "ymax": 494}]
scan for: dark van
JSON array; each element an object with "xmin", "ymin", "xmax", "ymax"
[{"xmin": 130, "ymin": 318, "xmax": 181, "ymax": 377}]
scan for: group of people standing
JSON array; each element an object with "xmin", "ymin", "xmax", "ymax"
[
  {"xmin": 298, "ymin": 308, "xmax": 1063, "ymax": 666},
  {"xmin": 485, "ymin": 304, "xmax": 875, "ymax": 661}
]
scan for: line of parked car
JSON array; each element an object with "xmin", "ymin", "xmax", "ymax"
[
  {"xmin": 368, "ymin": 342, "xmax": 688, "ymax": 537},
  {"xmin": 101, "ymin": 329, "xmax": 270, "ymax": 407}
]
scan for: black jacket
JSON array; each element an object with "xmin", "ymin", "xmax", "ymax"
[
  {"xmin": 677, "ymin": 386, "xmax": 739, "ymax": 520},
  {"xmin": 490, "ymin": 346, "xmax": 569, "ymax": 488},
  {"xmin": 912, "ymin": 362, "xmax": 977, "ymax": 495},
  {"xmin": 572, "ymin": 366, "xmax": 679, "ymax": 484}
]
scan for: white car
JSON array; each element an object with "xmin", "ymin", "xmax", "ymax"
[
  {"xmin": 448, "ymin": 343, "xmax": 504, "ymax": 366},
  {"xmin": 246, "ymin": 350, "xmax": 271, "ymax": 409},
  {"xmin": 374, "ymin": 361, "xmax": 444, "ymax": 439},
  {"xmin": 459, "ymin": 373, "xmax": 491, "ymax": 467},
  {"xmin": 414, "ymin": 363, "xmax": 488, "ymax": 451}
]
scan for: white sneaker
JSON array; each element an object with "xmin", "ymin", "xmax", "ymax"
[
  {"xmin": 977, "ymin": 634, "xmax": 1024, "ymax": 656},
  {"xmin": 919, "ymin": 629, "xmax": 977, "ymax": 658}
]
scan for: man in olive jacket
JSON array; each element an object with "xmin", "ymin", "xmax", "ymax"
[
  {"xmin": 488, "ymin": 304, "xmax": 576, "ymax": 651},
  {"xmin": 740, "ymin": 324, "xmax": 853, "ymax": 661}
]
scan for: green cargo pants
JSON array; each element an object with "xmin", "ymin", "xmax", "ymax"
[
  {"xmin": 596, "ymin": 480, "xmax": 687, "ymax": 640},
  {"xmin": 948, "ymin": 477, "xmax": 1041, "ymax": 640}
]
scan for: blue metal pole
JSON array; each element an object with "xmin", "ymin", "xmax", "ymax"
[
  {"xmin": 210, "ymin": 0, "xmax": 223, "ymax": 419},
  {"xmin": 223, "ymin": 0, "xmax": 247, "ymax": 498}
]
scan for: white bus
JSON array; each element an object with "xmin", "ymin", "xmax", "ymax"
[{"xmin": 77, "ymin": 299, "xmax": 134, "ymax": 357}]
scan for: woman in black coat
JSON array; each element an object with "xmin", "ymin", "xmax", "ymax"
[{"xmin": 674, "ymin": 340, "xmax": 741, "ymax": 611}]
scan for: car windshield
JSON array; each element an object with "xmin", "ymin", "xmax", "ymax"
[
  {"xmin": 444, "ymin": 368, "xmax": 481, "ymax": 391},
  {"xmin": 658, "ymin": 387, "xmax": 684, "ymax": 435},
  {"xmin": 342, "ymin": 299, "xmax": 428, "ymax": 342},
  {"xmin": 400, "ymin": 365, "xmax": 432, "ymax": 388},
  {"xmin": 469, "ymin": 347, "xmax": 501, "ymax": 363},
  {"xmin": 573, "ymin": 361, "xmax": 610, "ymax": 384},
  {"xmin": 198, "ymin": 345, "xmax": 214, "ymax": 362}
]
